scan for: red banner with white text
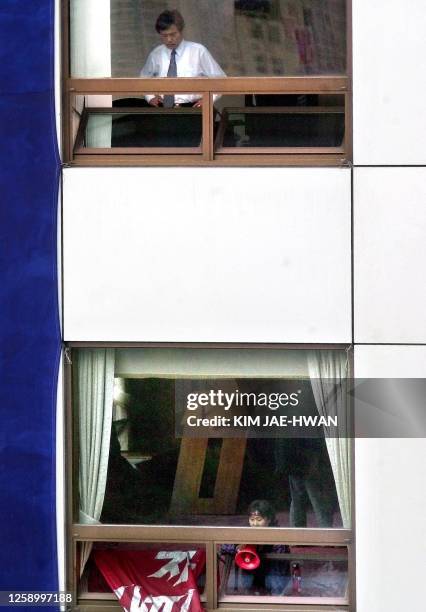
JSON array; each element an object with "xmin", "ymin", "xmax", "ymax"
[{"xmin": 94, "ymin": 548, "xmax": 205, "ymax": 612}]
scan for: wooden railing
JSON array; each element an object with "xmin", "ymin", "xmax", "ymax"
[{"xmin": 63, "ymin": 76, "xmax": 351, "ymax": 166}]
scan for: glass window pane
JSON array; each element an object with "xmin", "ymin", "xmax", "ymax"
[
  {"xmin": 216, "ymin": 94, "xmax": 345, "ymax": 149},
  {"xmin": 83, "ymin": 109, "xmax": 202, "ymax": 149},
  {"xmin": 70, "ymin": 1, "xmax": 347, "ymax": 78},
  {"xmin": 74, "ymin": 348, "xmax": 351, "ymax": 528},
  {"xmin": 218, "ymin": 543, "xmax": 348, "ymax": 603},
  {"xmin": 72, "ymin": 95, "xmax": 204, "ymax": 152}
]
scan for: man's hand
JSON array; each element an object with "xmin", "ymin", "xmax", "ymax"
[
  {"xmin": 149, "ymin": 96, "xmax": 163, "ymax": 107},
  {"xmin": 193, "ymin": 98, "xmax": 203, "ymax": 108}
]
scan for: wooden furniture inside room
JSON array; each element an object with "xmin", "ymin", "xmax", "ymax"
[{"xmin": 170, "ymin": 438, "xmax": 247, "ymax": 517}]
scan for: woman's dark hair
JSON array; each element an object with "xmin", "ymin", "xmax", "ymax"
[
  {"xmin": 155, "ymin": 10, "xmax": 185, "ymax": 33},
  {"xmin": 248, "ymin": 499, "xmax": 278, "ymax": 526}
]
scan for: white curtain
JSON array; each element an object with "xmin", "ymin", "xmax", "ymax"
[
  {"xmin": 307, "ymin": 349, "xmax": 352, "ymax": 528},
  {"xmin": 70, "ymin": 0, "xmax": 112, "ymax": 146},
  {"xmin": 76, "ymin": 348, "xmax": 115, "ymax": 574}
]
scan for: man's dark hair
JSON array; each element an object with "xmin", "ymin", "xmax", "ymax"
[{"xmin": 155, "ymin": 10, "xmax": 185, "ymax": 33}]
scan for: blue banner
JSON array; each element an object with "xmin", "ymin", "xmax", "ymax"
[{"xmin": 0, "ymin": 0, "xmax": 61, "ymax": 606}]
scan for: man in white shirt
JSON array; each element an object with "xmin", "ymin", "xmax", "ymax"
[{"xmin": 140, "ymin": 9, "xmax": 225, "ymax": 108}]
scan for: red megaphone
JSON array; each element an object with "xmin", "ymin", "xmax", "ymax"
[{"xmin": 235, "ymin": 545, "xmax": 260, "ymax": 570}]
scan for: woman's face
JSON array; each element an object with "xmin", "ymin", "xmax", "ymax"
[{"xmin": 249, "ymin": 511, "xmax": 270, "ymax": 527}]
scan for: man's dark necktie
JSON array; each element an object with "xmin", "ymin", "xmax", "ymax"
[{"xmin": 163, "ymin": 49, "xmax": 177, "ymax": 108}]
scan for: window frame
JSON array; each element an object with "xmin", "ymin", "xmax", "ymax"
[
  {"xmin": 64, "ymin": 342, "xmax": 355, "ymax": 611},
  {"xmin": 61, "ymin": 0, "xmax": 353, "ymax": 167}
]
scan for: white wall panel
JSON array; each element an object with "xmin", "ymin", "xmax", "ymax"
[
  {"xmin": 355, "ymin": 437, "xmax": 425, "ymax": 612},
  {"xmin": 355, "ymin": 345, "xmax": 426, "ymax": 612},
  {"xmin": 355, "ymin": 345, "xmax": 426, "ymax": 378},
  {"xmin": 63, "ymin": 168, "xmax": 351, "ymax": 342},
  {"xmin": 354, "ymin": 168, "xmax": 426, "ymax": 343},
  {"xmin": 353, "ymin": 0, "xmax": 426, "ymax": 165}
]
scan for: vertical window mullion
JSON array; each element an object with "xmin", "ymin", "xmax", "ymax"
[
  {"xmin": 205, "ymin": 540, "xmax": 217, "ymax": 611},
  {"xmin": 202, "ymin": 92, "xmax": 213, "ymax": 161}
]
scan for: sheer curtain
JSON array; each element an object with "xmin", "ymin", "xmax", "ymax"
[
  {"xmin": 70, "ymin": 0, "xmax": 112, "ymax": 146},
  {"xmin": 75, "ymin": 348, "xmax": 115, "ymax": 574},
  {"xmin": 307, "ymin": 349, "xmax": 351, "ymax": 528}
]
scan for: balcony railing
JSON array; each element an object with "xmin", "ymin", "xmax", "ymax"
[{"xmin": 63, "ymin": 76, "xmax": 351, "ymax": 166}]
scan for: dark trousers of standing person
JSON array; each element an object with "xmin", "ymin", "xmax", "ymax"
[{"xmin": 289, "ymin": 474, "xmax": 334, "ymax": 527}]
